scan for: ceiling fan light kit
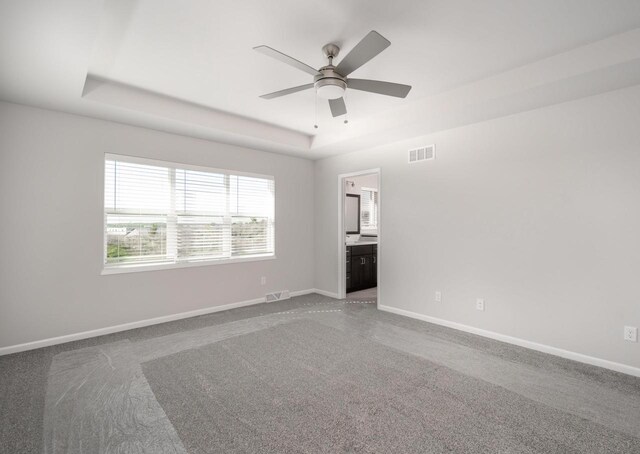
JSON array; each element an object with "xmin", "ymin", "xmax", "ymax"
[
  {"xmin": 315, "ymin": 78, "xmax": 346, "ymax": 100},
  {"xmin": 254, "ymin": 30, "xmax": 411, "ymax": 122}
]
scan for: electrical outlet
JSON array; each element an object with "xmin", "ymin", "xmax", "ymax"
[
  {"xmin": 476, "ymin": 298, "xmax": 485, "ymax": 311},
  {"xmin": 624, "ymin": 326, "xmax": 638, "ymax": 342},
  {"xmin": 261, "ymin": 276, "xmax": 266, "ymax": 285},
  {"xmin": 435, "ymin": 291, "xmax": 442, "ymax": 303}
]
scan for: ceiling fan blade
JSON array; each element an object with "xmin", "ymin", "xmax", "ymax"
[
  {"xmin": 259, "ymin": 83, "xmax": 314, "ymax": 99},
  {"xmin": 335, "ymin": 31, "xmax": 391, "ymax": 76},
  {"xmin": 328, "ymin": 97, "xmax": 347, "ymax": 117},
  {"xmin": 253, "ymin": 45, "xmax": 320, "ymax": 76},
  {"xmin": 347, "ymin": 78, "xmax": 412, "ymax": 98}
]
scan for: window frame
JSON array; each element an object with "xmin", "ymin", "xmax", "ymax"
[{"xmin": 102, "ymin": 153, "xmax": 276, "ymax": 275}]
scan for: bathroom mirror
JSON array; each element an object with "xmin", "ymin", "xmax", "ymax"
[{"xmin": 345, "ymin": 194, "xmax": 361, "ymax": 234}]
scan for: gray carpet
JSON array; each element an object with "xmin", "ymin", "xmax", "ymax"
[
  {"xmin": 1, "ymin": 293, "xmax": 640, "ymax": 453},
  {"xmin": 142, "ymin": 319, "xmax": 640, "ymax": 454}
]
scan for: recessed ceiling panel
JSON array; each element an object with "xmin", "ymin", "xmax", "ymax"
[{"xmin": 88, "ymin": 0, "xmax": 640, "ymax": 135}]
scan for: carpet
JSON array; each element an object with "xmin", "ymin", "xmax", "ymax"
[{"xmin": 141, "ymin": 319, "xmax": 639, "ymax": 454}]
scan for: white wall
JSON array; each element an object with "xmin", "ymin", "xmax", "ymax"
[
  {"xmin": 2, "ymin": 85, "xmax": 640, "ymax": 371},
  {"xmin": 314, "ymin": 85, "xmax": 640, "ymax": 370},
  {"xmin": 0, "ymin": 102, "xmax": 314, "ymax": 349}
]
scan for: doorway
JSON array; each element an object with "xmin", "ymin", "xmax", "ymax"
[{"xmin": 338, "ymin": 169, "xmax": 380, "ymax": 304}]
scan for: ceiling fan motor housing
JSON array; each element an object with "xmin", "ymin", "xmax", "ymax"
[{"xmin": 314, "ymin": 66, "xmax": 347, "ymax": 99}]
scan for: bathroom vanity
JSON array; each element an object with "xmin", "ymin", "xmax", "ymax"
[{"xmin": 346, "ymin": 242, "xmax": 377, "ymax": 293}]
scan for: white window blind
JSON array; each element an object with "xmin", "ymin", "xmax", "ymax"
[
  {"xmin": 104, "ymin": 154, "xmax": 275, "ymax": 270},
  {"xmin": 360, "ymin": 188, "xmax": 378, "ymax": 231}
]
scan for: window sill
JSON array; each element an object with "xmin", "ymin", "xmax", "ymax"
[{"xmin": 101, "ymin": 254, "xmax": 276, "ymax": 275}]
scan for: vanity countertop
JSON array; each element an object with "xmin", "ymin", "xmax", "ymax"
[{"xmin": 346, "ymin": 241, "xmax": 378, "ymax": 246}]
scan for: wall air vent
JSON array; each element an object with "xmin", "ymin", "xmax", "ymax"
[
  {"xmin": 265, "ymin": 290, "xmax": 290, "ymax": 302},
  {"xmin": 408, "ymin": 144, "xmax": 435, "ymax": 163}
]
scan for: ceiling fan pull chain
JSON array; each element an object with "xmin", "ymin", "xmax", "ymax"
[
  {"xmin": 314, "ymin": 91, "xmax": 319, "ymax": 129},
  {"xmin": 344, "ymin": 92, "xmax": 349, "ymax": 125}
]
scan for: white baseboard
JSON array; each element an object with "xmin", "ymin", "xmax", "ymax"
[
  {"xmin": 378, "ymin": 305, "xmax": 640, "ymax": 378},
  {"xmin": 289, "ymin": 289, "xmax": 314, "ymax": 298},
  {"xmin": 310, "ymin": 288, "xmax": 340, "ymax": 299},
  {"xmin": 0, "ymin": 288, "xmax": 318, "ymax": 356}
]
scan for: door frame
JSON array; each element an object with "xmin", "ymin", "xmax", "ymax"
[{"xmin": 337, "ymin": 168, "xmax": 381, "ymax": 301}]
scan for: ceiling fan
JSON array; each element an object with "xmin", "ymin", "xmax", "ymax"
[{"xmin": 254, "ymin": 31, "xmax": 411, "ymax": 118}]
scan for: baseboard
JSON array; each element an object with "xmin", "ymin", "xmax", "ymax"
[
  {"xmin": 289, "ymin": 289, "xmax": 315, "ymax": 297},
  {"xmin": 311, "ymin": 288, "xmax": 340, "ymax": 299},
  {"xmin": 0, "ymin": 288, "xmax": 317, "ymax": 356},
  {"xmin": 378, "ymin": 305, "xmax": 640, "ymax": 378}
]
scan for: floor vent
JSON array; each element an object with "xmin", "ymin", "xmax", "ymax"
[
  {"xmin": 408, "ymin": 144, "xmax": 435, "ymax": 163},
  {"xmin": 265, "ymin": 290, "xmax": 290, "ymax": 302}
]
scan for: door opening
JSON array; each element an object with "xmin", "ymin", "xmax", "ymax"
[{"xmin": 338, "ymin": 169, "xmax": 380, "ymax": 305}]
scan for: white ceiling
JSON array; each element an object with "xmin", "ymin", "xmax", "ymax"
[{"xmin": 2, "ymin": 0, "xmax": 640, "ymax": 158}]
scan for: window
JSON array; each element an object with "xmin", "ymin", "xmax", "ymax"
[
  {"xmin": 104, "ymin": 154, "xmax": 275, "ymax": 272},
  {"xmin": 360, "ymin": 188, "xmax": 378, "ymax": 231}
]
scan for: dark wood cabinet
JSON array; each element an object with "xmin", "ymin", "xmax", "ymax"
[
  {"xmin": 346, "ymin": 244, "xmax": 377, "ymax": 293},
  {"xmin": 345, "ymin": 247, "xmax": 352, "ymax": 293},
  {"xmin": 372, "ymin": 246, "xmax": 377, "ymax": 287}
]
